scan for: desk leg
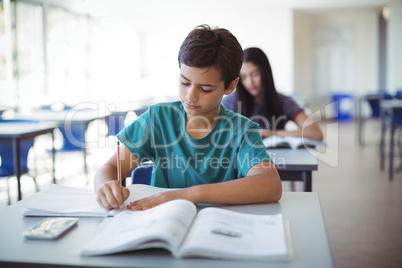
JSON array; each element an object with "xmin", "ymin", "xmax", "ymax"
[
  {"xmin": 380, "ymin": 109, "xmax": 386, "ymax": 170},
  {"xmin": 83, "ymin": 149, "xmax": 88, "ymax": 175},
  {"xmin": 83, "ymin": 123, "xmax": 89, "ymax": 178},
  {"xmin": 389, "ymin": 110, "xmax": 395, "ymax": 180},
  {"xmin": 358, "ymin": 98, "xmax": 364, "ymax": 146},
  {"xmin": 358, "ymin": 118, "xmax": 365, "ymax": 146},
  {"xmin": 12, "ymin": 138, "xmax": 22, "ymax": 201},
  {"xmin": 302, "ymin": 171, "xmax": 312, "ymax": 192},
  {"xmin": 51, "ymin": 131, "xmax": 56, "ymax": 184}
]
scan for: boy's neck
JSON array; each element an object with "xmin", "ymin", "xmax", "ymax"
[{"xmin": 185, "ymin": 111, "xmax": 220, "ymax": 139}]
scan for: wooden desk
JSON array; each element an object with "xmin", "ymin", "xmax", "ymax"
[
  {"xmin": 268, "ymin": 149, "xmax": 318, "ymax": 192},
  {"xmin": 0, "ymin": 191, "xmax": 333, "ymax": 268},
  {"xmin": 380, "ymin": 99, "xmax": 402, "ymax": 179},
  {"xmin": 0, "ymin": 122, "xmax": 58, "ymax": 200}
]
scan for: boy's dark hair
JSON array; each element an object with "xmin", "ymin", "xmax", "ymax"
[{"xmin": 178, "ymin": 24, "xmax": 243, "ymax": 89}]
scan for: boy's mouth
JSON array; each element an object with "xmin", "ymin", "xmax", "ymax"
[{"xmin": 185, "ymin": 103, "xmax": 199, "ymax": 109}]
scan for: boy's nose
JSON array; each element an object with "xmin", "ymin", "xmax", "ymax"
[{"xmin": 186, "ymin": 87, "xmax": 198, "ymax": 102}]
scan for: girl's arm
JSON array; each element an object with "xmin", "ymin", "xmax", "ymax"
[
  {"xmin": 127, "ymin": 161, "xmax": 282, "ymax": 210},
  {"xmin": 94, "ymin": 143, "xmax": 139, "ymax": 210},
  {"xmin": 260, "ymin": 111, "xmax": 323, "ymax": 141}
]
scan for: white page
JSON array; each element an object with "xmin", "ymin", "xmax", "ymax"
[
  {"xmin": 23, "ymin": 184, "xmax": 109, "ymax": 217},
  {"xmin": 262, "ymin": 135, "xmax": 290, "ymax": 149},
  {"xmin": 178, "ymin": 208, "xmax": 289, "ymax": 261},
  {"xmin": 283, "ymin": 136, "xmax": 327, "ymax": 149},
  {"xmin": 124, "ymin": 184, "xmax": 177, "ymax": 204},
  {"xmin": 23, "ymin": 184, "xmax": 178, "ymax": 217},
  {"xmin": 108, "ymin": 184, "xmax": 178, "ymax": 216},
  {"xmin": 284, "ymin": 136, "xmax": 303, "ymax": 149},
  {"xmin": 263, "ymin": 135, "xmax": 327, "ymax": 149},
  {"xmin": 81, "ymin": 199, "xmax": 197, "ymax": 256}
]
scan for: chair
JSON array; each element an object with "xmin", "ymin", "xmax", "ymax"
[
  {"xmin": 57, "ymin": 123, "xmax": 87, "ymax": 152},
  {"xmin": 0, "ymin": 120, "xmax": 39, "ymax": 204},
  {"xmin": 37, "ymin": 104, "xmax": 90, "ymax": 179},
  {"xmin": 366, "ymin": 93, "xmax": 392, "ymax": 117},
  {"xmin": 39, "ymin": 102, "xmax": 88, "ymax": 152},
  {"xmin": 131, "ymin": 163, "xmax": 153, "ymax": 185},
  {"xmin": 392, "ymin": 90, "xmax": 402, "ymax": 125},
  {"xmin": 393, "ymin": 90, "xmax": 402, "ymax": 171},
  {"xmin": 358, "ymin": 91, "xmax": 392, "ymax": 146},
  {"xmin": 394, "ymin": 90, "xmax": 402, "ymax": 100},
  {"xmin": 37, "ymin": 104, "xmax": 87, "ymax": 152},
  {"xmin": 379, "ymin": 92, "xmax": 402, "ymax": 178}
]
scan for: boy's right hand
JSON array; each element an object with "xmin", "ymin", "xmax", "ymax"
[{"xmin": 96, "ymin": 180, "xmax": 130, "ymax": 210}]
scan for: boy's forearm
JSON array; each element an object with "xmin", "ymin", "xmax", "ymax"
[{"xmin": 187, "ymin": 174, "xmax": 282, "ymax": 205}]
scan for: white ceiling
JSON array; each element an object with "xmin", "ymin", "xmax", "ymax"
[
  {"xmin": 49, "ymin": 0, "xmax": 390, "ymax": 16},
  {"xmin": 108, "ymin": 0, "xmax": 389, "ymax": 15}
]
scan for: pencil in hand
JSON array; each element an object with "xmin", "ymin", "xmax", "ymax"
[{"xmin": 117, "ymin": 140, "xmax": 122, "ymax": 187}]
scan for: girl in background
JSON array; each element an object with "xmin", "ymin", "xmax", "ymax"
[{"xmin": 222, "ymin": 47, "xmax": 323, "ymax": 141}]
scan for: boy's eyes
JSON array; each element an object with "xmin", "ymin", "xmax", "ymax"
[{"xmin": 180, "ymin": 80, "xmax": 212, "ymax": 93}]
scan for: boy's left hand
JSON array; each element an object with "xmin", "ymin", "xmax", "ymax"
[{"xmin": 127, "ymin": 188, "xmax": 193, "ymax": 210}]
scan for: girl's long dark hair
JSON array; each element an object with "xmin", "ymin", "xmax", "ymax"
[{"xmin": 236, "ymin": 47, "xmax": 285, "ymax": 129}]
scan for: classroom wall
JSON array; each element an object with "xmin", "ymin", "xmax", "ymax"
[
  {"xmin": 102, "ymin": 1, "xmax": 294, "ymax": 100},
  {"xmin": 293, "ymin": 9, "xmax": 380, "ymax": 112},
  {"xmin": 69, "ymin": 0, "xmax": 402, "ymax": 109},
  {"xmin": 5, "ymin": 0, "xmax": 395, "ymax": 110},
  {"xmin": 387, "ymin": 0, "xmax": 402, "ymax": 93}
]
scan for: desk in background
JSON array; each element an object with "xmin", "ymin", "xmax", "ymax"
[
  {"xmin": 107, "ymin": 97, "xmax": 179, "ymax": 136},
  {"xmin": 0, "ymin": 105, "xmax": 14, "ymax": 116},
  {"xmin": 0, "ymin": 191, "xmax": 333, "ymax": 268},
  {"xmin": 129, "ymin": 149, "xmax": 318, "ymax": 192},
  {"xmin": 0, "ymin": 122, "xmax": 58, "ymax": 200},
  {"xmin": 380, "ymin": 99, "xmax": 402, "ymax": 179},
  {"xmin": 106, "ymin": 101, "xmax": 150, "ymax": 136},
  {"xmin": 357, "ymin": 94, "xmax": 382, "ymax": 146},
  {"xmin": 13, "ymin": 109, "xmax": 110, "ymax": 176},
  {"xmin": 268, "ymin": 149, "xmax": 318, "ymax": 192}
]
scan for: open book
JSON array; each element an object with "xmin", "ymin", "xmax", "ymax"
[
  {"xmin": 263, "ymin": 135, "xmax": 326, "ymax": 149},
  {"xmin": 80, "ymin": 199, "xmax": 292, "ymax": 261},
  {"xmin": 22, "ymin": 184, "xmax": 175, "ymax": 217}
]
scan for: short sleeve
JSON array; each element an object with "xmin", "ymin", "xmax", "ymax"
[
  {"xmin": 116, "ymin": 109, "xmax": 155, "ymax": 162},
  {"xmin": 221, "ymin": 93, "xmax": 237, "ymax": 112},
  {"xmin": 236, "ymin": 127, "xmax": 272, "ymax": 177},
  {"xmin": 279, "ymin": 94, "xmax": 304, "ymax": 121}
]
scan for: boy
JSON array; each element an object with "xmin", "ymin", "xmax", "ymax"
[{"xmin": 95, "ymin": 25, "xmax": 282, "ymax": 210}]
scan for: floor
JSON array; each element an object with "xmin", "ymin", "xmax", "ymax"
[
  {"xmin": 1, "ymin": 119, "xmax": 401, "ymax": 268},
  {"xmin": 313, "ymin": 120, "xmax": 402, "ymax": 268}
]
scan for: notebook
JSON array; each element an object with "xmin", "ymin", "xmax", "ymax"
[{"xmin": 22, "ymin": 184, "xmax": 175, "ymax": 217}]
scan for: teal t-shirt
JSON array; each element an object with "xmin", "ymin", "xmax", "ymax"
[{"xmin": 117, "ymin": 101, "xmax": 271, "ymax": 188}]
